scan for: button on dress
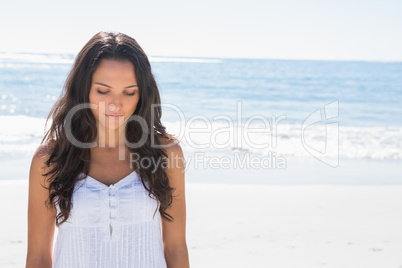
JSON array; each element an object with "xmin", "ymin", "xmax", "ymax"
[{"xmin": 52, "ymin": 170, "xmax": 167, "ymax": 268}]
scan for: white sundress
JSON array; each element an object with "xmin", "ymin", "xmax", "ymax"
[{"xmin": 52, "ymin": 170, "xmax": 167, "ymax": 268}]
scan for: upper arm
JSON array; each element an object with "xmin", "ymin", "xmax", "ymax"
[
  {"xmin": 160, "ymin": 139, "xmax": 188, "ymax": 251},
  {"xmin": 26, "ymin": 144, "xmax": 57, "ymax": 264}
]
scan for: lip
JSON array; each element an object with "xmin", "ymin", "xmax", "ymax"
[{"xmin": 105, "ymin": 114, "xmax": 124, "ymax": 118}]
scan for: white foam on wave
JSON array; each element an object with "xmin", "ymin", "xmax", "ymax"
[
  {"xmin": 0, "ymin": 52, "xmax": 221, "ymax": 65},
  {"xmin": 0, "ymin": 116, "xmax": 50, "ymax": 157},
  {"xmin": 149, "ymin": 56, "xmax": 221, "ymax": 63},
  {"xmin": 1, "ymin": 115, "xmax": 401, "ymax": 160},
  {"xmin": 0, "ymin": 52, "xmax": 74, "ymax": 64},
  {"xmin": 163, "ymin": 121, "xmax": 402, "ymax": 160}
]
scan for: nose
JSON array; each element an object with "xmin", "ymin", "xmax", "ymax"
[
  {"xmin": 108, "ymin": 103, "xmax": 117, "ymax": 112},
  {"xmin": 108, "ymin": 95, "xmax": 122, "ymax": 112}
]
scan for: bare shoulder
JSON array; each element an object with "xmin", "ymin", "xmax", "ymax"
[
  {"xmin": 157, "ymin": 135, "xmax": 183, "ymax": 155},
  {"xmin": 157, "ymin": 135, "xmax": 185, "ymax": 175},
  {"xmin": 33, "ymin": 142, "xmax": 53, "ymax": 160},
  {"xmin": 30, "ymin": 141, "xmax": 55, "ymax": 184}
]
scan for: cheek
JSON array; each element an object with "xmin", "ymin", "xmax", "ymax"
[
  {"xmin": 89, "ymin": 90, "xmax": 99, "ymax": 104},
  {"xmin": 126, "ymin": 98, "xmax": 139, "ymax": 112},
  {"xmin": 89, "ymin": 92, "xmax": 108, "ymax": 109},
  {"xmin": 88, "ymin": 92, "xmax": 102, "ymax": 118}
]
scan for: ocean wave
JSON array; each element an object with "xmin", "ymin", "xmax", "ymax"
[
  {"xmin": 163, "ymin": 121, "xmax": 402, "ymax": 160},
  {"xmin": 1, "ymin": 115, "xmax": 400, "ymax": 161},
  {"xmin": 149, "ymin": 56, "xmax": 221, "ymax": 63},
  {"xmin": 0, "ymin": 116, "xmax": 49, "ymax": 157},
  {"xmin": 0, "ymin": 52, "xmax": 221, "ymax": 65},
  {"xmin": 0, "ymin": 52, "xmax": 74, "ymax": 64}
]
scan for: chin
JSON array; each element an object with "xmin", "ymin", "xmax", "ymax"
[{"xmin": 98, "ymin": 120, "xmax": 125, "ymax": 131}]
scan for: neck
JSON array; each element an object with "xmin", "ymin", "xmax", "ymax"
[
  {"xmin": 96, "ymin": 125, "xmax": 126, "ymax": 148},
  {"xmin": 90, "ymin": 143, "xmax": 131, "ymax": 163}
]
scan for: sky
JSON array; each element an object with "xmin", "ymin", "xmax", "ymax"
[{"xmin": 0, "ymin": 0, "xmax": 401, "ymax": 61}]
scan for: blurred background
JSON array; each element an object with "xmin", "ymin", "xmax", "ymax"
[
  {"xmin": 0, "ymin": 0, "xmax": 401, "ymax": 267},
  {"xmin": 0, "ymin": 0, "xmax": 401, "ymax": 183}
]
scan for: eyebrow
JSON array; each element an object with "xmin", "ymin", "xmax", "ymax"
[{"xmin": 94, "ymin": 82, "xmax": 138, "ymax": 89}]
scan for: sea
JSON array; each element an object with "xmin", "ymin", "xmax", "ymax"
[{"xmin": 0, "ymin": 52, "xmax": 401, "ymax": 183}]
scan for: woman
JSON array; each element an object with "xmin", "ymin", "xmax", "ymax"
[{"xmin": 26, "ymin": 32, "xmax": 190, "ymax": 268}]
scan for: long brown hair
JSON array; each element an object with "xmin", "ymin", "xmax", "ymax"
[{"xmin": 42, "ymin": 31, "xmax": 175, "ymax": 226}]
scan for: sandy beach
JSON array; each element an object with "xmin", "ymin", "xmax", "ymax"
[{"xmin": 1, "ymin": 180, "xmax": 401, "ymax": 268}]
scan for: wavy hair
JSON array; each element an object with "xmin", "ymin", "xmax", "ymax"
[{"xmin": 42, "ymin": 31, "xmax": 175, "ymax": 226}]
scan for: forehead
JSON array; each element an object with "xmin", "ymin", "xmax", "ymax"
[{"xmin": 92, "ymin": 59, "xmax": 136, "ymax": 82}]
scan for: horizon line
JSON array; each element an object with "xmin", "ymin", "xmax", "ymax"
[{"xmin": 0, "ymin": 50, "xmax": 401, "ymax": 63}]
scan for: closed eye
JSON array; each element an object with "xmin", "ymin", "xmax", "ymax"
[
  {"xmin": 97, "ymin": 90, "xmax": 108, "ymax": 95},
  {"xmin": 126, "ymin": 92, "xmax": 136, "ymax": 96}
]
